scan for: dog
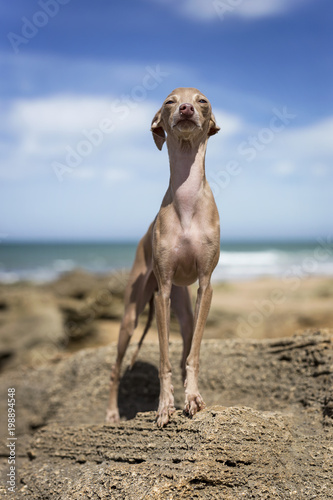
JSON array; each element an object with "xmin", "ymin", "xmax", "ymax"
[{"xmin": 106, "ymin": 87, "xmax": 220, "ymax": 427}]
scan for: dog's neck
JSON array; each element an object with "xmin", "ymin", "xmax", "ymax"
[{"xmin": 166, "ymin": 135, "xmax": 208, "ymax": 228}]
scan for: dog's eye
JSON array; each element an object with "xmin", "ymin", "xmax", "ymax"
[
  {"xmin": 199, "ymin": 99, "xmax": 207, "ymax": 104},
  {"xmin": 165, "ymin": 100, "xmax": 174, "ymax": 105}
]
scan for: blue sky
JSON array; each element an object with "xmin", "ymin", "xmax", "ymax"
[{"xmin": 0, "ymin": 0, "xmax": 332, "ymax": 241}]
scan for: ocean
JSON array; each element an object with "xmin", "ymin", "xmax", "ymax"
[{"xmin": 0, "ymin": 240, "xmax": 333, "ymax": 284}]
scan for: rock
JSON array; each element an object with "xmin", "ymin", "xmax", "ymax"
[
  {"xmin": 0, "ymin": 286, "xmax": 65, "ymax": 372},
  {"xmin": 18, "ymin": 407, "xmax": 323, "ymax": 499},
  {"xmin": 0, "ymin": 271, "xmax": 129, "ymax": 371},
  {"xmin": 42, "ymin": 269, "xmax": 127, "ymax": 301},
  {"xmin": 0, "ymin": 330, "xmax": 332, "ymax": 498},
  {"xmin": 46, "ymin": 270, "xmax": 128, "ymax": 340}
]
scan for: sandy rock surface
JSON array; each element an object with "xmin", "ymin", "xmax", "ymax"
[{"xmin": 0, "ymin": 330, "xmax": 332, "ymax": 499}]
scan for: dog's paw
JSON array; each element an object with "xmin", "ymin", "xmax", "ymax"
[
  {"xmin": 184, "ymin": 393, "xmax": 206, "ymax": 417},
  {"xmin": 105, "ymin": 408, "xmax": 120, "ymax": 424},
  {"xmin": 155, "ymin": 403, "xmax": 176, "ymax": 428}
]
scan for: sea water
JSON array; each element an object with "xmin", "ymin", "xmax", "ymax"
[{"xmin": 0, "ymin": 240, "xmax": 333, "ymax": 284}]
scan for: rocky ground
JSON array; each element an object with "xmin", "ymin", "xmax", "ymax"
[{"xmin": 0, "ymin": 272, "xmax": 332, "ymax": 498}]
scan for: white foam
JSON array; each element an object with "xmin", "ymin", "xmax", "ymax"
[
  {"xmin": 215, "ymin": 248, "xmax": 333, "ymax": 281},
  {"xmin": 219, "ymin": 250, "xmax": 281, "ymax": 267},
  {"xmin": 53, "ymin": 259, "xmax": 76, "ymax": 272}
]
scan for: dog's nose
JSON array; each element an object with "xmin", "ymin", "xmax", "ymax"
[{"xmin": 179, "ymin": 103, "xmax": 194, "ymax": 117}]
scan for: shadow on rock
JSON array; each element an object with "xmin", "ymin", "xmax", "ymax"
[{"xmin": 118, "ymin": 361, "xmax": 159, "ymax": 420}]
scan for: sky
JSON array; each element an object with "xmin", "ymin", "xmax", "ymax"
[{"xmin": 0, "ymin": 0, "xmax": 332, "ymax": 242}]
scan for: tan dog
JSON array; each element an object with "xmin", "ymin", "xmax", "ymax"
[{"xmin": 106, "ymin": 87, "xmax": 220, "ymax": 427}]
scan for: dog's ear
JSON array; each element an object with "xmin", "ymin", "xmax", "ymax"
[
  {"xmin": 208, "ymin": 113, "xmax": 220, "ymax": 137},
  {"xmin": 151, "ymin": 109, "xmax": 166, "ymax": 150}
]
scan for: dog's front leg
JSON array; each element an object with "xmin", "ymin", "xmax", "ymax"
[
  {"xmin": 154, "ymin": 280, "xmax": 176, "ymax": 427},
  {"xmin": 184, "ymin": 279, "xmax": 213, "ymax": 417}
]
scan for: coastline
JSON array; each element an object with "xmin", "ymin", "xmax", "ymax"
[
  {"xmin": 0, "ymin": 269, "xmax": 332, "ymax": 372},
  {"xmin": 1, "ymin": 239, "xmax": 333, "ymax": 284}
]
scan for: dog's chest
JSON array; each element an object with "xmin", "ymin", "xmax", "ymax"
[{"xmin": 170, "ymin": 226, "xmax": 208, "ymax": 284}]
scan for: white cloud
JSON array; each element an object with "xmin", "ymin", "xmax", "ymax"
[
  {"xmin": 224, "ymin": 0, "xmax": 291, "ymax": 19},
  {"xmin": 213, "ymin": 109, "xmax": 244, "ymax": 137},
  {"xmin": 104, "ymin": 168, "xmax": 132, "ymax": 183},
  {"xmin": 283, "ymin": 116, "xmax": 333, "ymax": 157},
  {"xmin": 146, "ymin": 0, "xmax": 310, "ymax": 22},
  {"xmin": 8, "ymin": 96, "xmax": 108, "ymax": 133},
  {"xmin": 0, "ymin": 94, "xmax": 245, "ymax": 181},
  {"xmin": 5, "ymin": 95, "xmax": 158, "ymax": 136},
  {"xmin": 311, "ymin": 164, "xmax": 329, "ymax": 177},
  {"xmin": 1, "ymin": 90, "xmax": 332, "ymax": 191},
  {"xmin": 257, "ymin": 116, "xmax": 333, "ymax": 179},
  {"xmin": 71, "ymin": 167, "xmax": 96, "ymax": 181},
  {"xmin": 0, "ymin": 94, "xmax": 160, "ymax": 181},
  {"xmin": 272, "ymin": 161, "xmax": 296, "ymax": 177}
]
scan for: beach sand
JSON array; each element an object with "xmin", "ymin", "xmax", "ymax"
[
  {"xmin": 0, "ymin": 271, "xmax": 333, "ymax": 367},
  {"xmin": 93, "ymin": 275, "xmax": 333, "ymax": 349},
  {"xmin": 1, "ymin": 272, "xmax": 332, "ymax": 367}
]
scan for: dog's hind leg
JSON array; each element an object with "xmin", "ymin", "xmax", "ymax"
[
  {"xmin": 129, "ymin": 296, "xmax": 154, "ymax": 370},
  {"xmin": 170, "ymin": 286, "xmax": 194, "ymax": 383},
  {"xmin": 106, "ymin": 227, "xmax": 157, "ymax": 423}
]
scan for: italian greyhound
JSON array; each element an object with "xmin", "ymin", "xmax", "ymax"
[{"xmin": 106, "ymin": 87, "xmax": 220, "ymax": 427}]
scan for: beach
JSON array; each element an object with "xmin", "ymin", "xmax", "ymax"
[
  {"xmin": 0, "ymin": 252, "xmax": 332, "ymax": 498},
  {"xmin": 92, "ymin": 275, "xmax": 333, "ymax": 353},
  {"xmin": 0, "ymin": 268, "xmax": 332, "ymax": 368},
  {"xmin": 0, "ymin": 239, "xmax": 332, "ymax": 354}
]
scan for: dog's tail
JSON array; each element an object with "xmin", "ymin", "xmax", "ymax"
[{"xmin": 129, "ymin": 296, "xmax": 155, "ymax": 369}]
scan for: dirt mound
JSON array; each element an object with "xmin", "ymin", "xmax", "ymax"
[
  {"xmin": 0, "ymin": 330, "xmax": 332, "ymax": 498},
  {"xmin": 0, "ymin": 272, "xmax": 127, "ymax": 372}
]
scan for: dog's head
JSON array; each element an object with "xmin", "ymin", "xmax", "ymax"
[{"xmin": 151, "ymin": 87, "xmax": 220, "ymax": 150}]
